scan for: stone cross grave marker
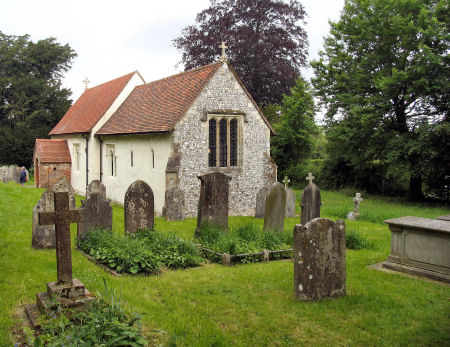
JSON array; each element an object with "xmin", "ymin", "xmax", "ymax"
[
  {"xmin": 196, "ymin": 172, "xmax": 231, "ymax": 235},
  {"xmin": 77, "ymin": 180, "xmax": 112, "ymax": 239},
  {"xmin": 255, "ymin": 185, "xmax": 271, "ymax": 218},
  {"xmin": 282, "ymin": 176, "xmax": 291, "ymax": 188},
  {"xmin": 263, "ymin": 182, "xmax": 286, "ymax": 232},
  {"xmin": 293, "ymin": 218, "xmax": 346, "ymax": 301},
  {"xmin": 353, "ymin": 193, "xmax": 363, "ymax": 213},
  {"xmin": 39, "ymin": 192, "xmax": 84, "ymax": 284},
  {"xmin": 300, "ymin": 173, "xmax": 321, "ymax": 225},
  {"xmin": 124, "ymin": 180, "xmax": 154, "ymax": 233}
]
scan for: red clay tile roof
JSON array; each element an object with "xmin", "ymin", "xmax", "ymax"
[
  {"xmin": 96, "ymin": 62, "xmax": 222, "ymax": 135},
  {"xmin": 33, "ymin": 139, "xmax": 71, "ymax": 163},
  {"xmin": 49, "ymin": 71, "xmax": 138, "ymax": 135}
]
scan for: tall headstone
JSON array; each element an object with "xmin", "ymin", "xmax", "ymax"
[
  {"xmin": 9, "ymin": 165, "xmax": 20, "ymax": 183},
  {"xmin": 164, "ymin": 187, "xmax": 185, "ymax": 221},
  {"xmin": 285, "ymin": 188, "xmax": 296, "ymax": 218},
  {"xmin": 263, "ymin": 182, "xmax": 286, "ymax": 232},
  {"xmin": 77, "ymin": 180, "xmax": 113, "ymax": 238},
  {"xmin": 196, "ymin": 172, "xmax": 231, "ymax": 233},
  {"xmin": 124, "ymin": 180, "xmax": 154, "ymax": 233},
  {"xmin": 32, "ymin": 176, "xmax": 76, "ymax": 249},
  {"xmin": 300, "ymin": 173, "xmax": 321, "ymax": 225},
  {"xmin": 293, "ymin": 218, "xmax": 346, "ymax": 301},
  {"xmin": 255, "ymin": 185, "xmax": 271, "ymax": 218}
]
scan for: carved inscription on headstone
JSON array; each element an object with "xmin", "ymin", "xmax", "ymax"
[
  {"xmin": 124, "ymin": 180, "xmax": 154, "ymax": 233},
  {"xmin": 300, "ymin": 173, "xmax": 321, "ymax": 225},
  {"xmin": 196, "ymin": 172, "xmax": 231, "ymax": 233},
  {"xmin": 77, "ymin": 180, "xmax": 112, "ymax": 238},
  {"xmin": 294, "ymin": 218, "xmax": 346, "ymax": 301},
  {"xmin": 263, "ymin": 182, "xmax": 286, "ymax": 232}
]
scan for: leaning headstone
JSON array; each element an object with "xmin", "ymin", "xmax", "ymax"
[
  {"xmin": 196, "ymin": 172, "xmax": 231, "ymax": 234},
  {"xmin": 293, "ymin": 218, "xmax": 346, "ymax": 301},
  {"xmin": 124, "ymin": 180, "xmax": 154, "ymax": 233},
  {"xmin": 25, "ymin": 191, "xmax": 94, "ymax": 327},
  {"xmin": 347, "ymin": 193, "xmax": 363, "ymax": 220},
  {"xmin": 255, "ymin": 185, "xmax": 271, "ymax": 218},
  {"xmin": 285, "ymin": 188, "xmax": 296, "ymax": 217},
  {"xmin": 300, "ymin": 173, "xmax": 321, "ymax": 225},
  {"xmin": 164, "ymin": 187, "xmax": 185, "ymax": 221},
  {"xmin": 263, "ymin": 182, "xmax": 286, "ymax": 232},
  {"xmin": 77, "ymin": 180, "xmax": 112, "ymax": 238},
  {"xmin": 32, "ymin": 176, "xmax": 76, "ymax": 249}
]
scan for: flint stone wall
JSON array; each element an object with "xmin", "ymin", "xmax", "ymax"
[{"xmin": 172, "ymin": 62, "xmax": 276, "ymax": 217}]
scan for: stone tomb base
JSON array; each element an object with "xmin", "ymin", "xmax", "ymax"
[{"xmin": 25, "ymin": 278, "xmax": 95, "ymax": 327}]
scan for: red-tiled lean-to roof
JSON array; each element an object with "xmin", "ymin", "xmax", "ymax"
[
  {"xmin": 33, "ymin": 139, "xmax": 71, "ymax": 163},
  {"xmin": 49, "ymin": 71, "xmax": 138, "ymax": 135},
  {"xmin": 96, "ymin": 62, "xmax": 222, "ymax": 135}
]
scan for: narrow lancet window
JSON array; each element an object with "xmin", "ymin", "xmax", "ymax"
[
  {"xmin": 219, "ymin": 118, "xmax": 227, "ymax": 167},
  {"xmin": 208, "ymin": 119, "xmax": 217, "ymax": 167},
  {"xmin": 230, "ymin": 119, "xmax": 238, "ymax": 166}
]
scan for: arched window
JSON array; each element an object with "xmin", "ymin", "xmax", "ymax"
[
  {"xmin": 208, "ymin": 119, "xmax": 216, "ymax": 167},
  {"xmin": 219, "ymin": 119, "xmax": 227, "ymax": 167},
  {"xmin": 151, "ymin": 149, "xmax": 155, "ymax": 169},
  {"xmin": 230, "ymin": 119, "xmax": 238, "ymax": 166}
]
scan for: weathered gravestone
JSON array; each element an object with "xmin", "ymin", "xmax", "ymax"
[
  {"xmin": 263, "ymin": 182, "xmax": 286, "ymax": 233},
  {"xmin": 77, "ymin": 180, "xmax": 112, "ymax": 239},
  {"xmin": 8, "ymin": 165, "xmax": 20, "ymax": 183},
  {"xmin": 255, "ymin": 185, "xmax": 271, "ymax": 218},
  {"xmin": 164, "ymin": 187, "xmax": 185, "ymax": 221},
  {"xmin": 124, "ymin": 180, "xmax": 154, "ymax": 233},
  {"xmin": 347, "ymin": 193, "xmax": 363, "ymax": 220},
  {"xmin": 32, "ymin": 176, "xmax": 76, "ymax": 249},
  {"xmin": 285, "ymin": 188, "xmax": 296, "ymax": 218},
  {"xmin": 293, "ymin": 218, "xmax": 346, "ymax": 301},
  {"xmin": 300, "ymin": 173, "xmax": 321, "ymax": 225},
  {"xmin": 196, "ymin": 172, "xmax": 231, "ymax": 234},
  {"xmin": 25, "ymin": 191, "xmax": 94, "ymax": 326},
  {"xmin": 1, "ymin": 166, "xmax": 8, "ymax": 183}
]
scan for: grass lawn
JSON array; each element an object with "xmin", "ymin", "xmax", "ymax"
[{"xmin": 0, "ymin": 181, "xmax": 449, "ymax": 346}]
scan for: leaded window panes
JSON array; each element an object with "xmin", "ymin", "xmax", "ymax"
[
  {"xmin": 230, "ymin": 119, "xmax": 238, "ymax": 166},
  {"xmin": 208, "ymin": 119, "xmax": 217, "ymax": 167},
  {"xmin": 219, "ymin": 118, "xmax": 227, "ymax": 167}
]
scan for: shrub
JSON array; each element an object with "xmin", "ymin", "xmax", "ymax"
[{"xmin": 346, "ymin": 229, "xmax": 374, "ymax": 250}]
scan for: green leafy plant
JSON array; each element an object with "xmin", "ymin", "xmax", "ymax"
[{"xmin": 346, "ymin": 229, "xmax": 374, "ymax": 250}]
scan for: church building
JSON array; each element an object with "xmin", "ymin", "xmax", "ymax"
[{"xmin": 38, "ymin": 54, "xmax": 276, "ymax": 217}]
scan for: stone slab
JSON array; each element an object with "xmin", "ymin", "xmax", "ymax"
[
  {"xmin": 46, "ymin": 278, "xmax": 86, "ymax": 298},
  {"xmin": 385, "ymin": 216, "xmax": 450, "ymax": 234},
  {"xmin": 380, "ymin": 261, "xmax": 450, "ymax": 283},
  {"xmin": 437, "ymin": 214, "xmax": 450, "ymax": 222},
  {"xmin": 36, "ymin": 289, "xmax": 95, "ymax": 313}
]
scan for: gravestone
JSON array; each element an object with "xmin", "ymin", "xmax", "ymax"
[
  {"xmin": 77, "ymin": 180, "xmax": 112, "ymax": 238},
  {"xmin": 32, "ymin": 176, "xmax": 76, "ymax": 249},
  {"xmin": 285, "ymin": 188, "xmax": 296, "ymax": 218},
  {"xmin": 124, "ymin": 180, "xmax": 154, "ymax": 233},
  {"xmin": 255, "ymin": 185, "xmax": 271, "ymax": 218},
  {"xmin": 347, "ymin": 193, "xmax": 363, "ymax": 220},
  {"xmin": 25, "ymin": 191, "xmax": 94, "ymax": 326},
  {"xmin": 164, "ymin": 187, "xmax": 185, "ymax": 221},
  {"xmin": 8, "ymin": 165, "xmax": 20, "ymax": 182},
  {"xmin": 300, "ymin": 173, "xmax": 321, "ymax": 225},
  {"xmin": 293, "ymin": 218, "xmax": 346, "ymax": 301},
  {"xmin": 263, "ymin": 182, "xmax": 286, "ymax": 232},
  {"xmin": 196, "ymin": 172, "xmax": 231, "ymax": 234},
  {"xmin": 1, "ymin": 166, "xmax": 8, "ymax": 182}
]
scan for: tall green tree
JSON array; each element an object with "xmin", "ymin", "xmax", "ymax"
[
  {"xmin": 271, "ymin": 77, "xmax": 317, "ymax": 186},
  {"xmin": 0, "ymin": 32, "xmax": 76, "ymax": 167},
  {"xmin": 311, "ymin": 0, "xmax": 449, "ymax": 199},
  {"xmin": 173, "ymin": 0, "xmax": 308, "ymax": 106}
]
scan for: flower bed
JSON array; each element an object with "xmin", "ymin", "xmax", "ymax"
[{"xmin": 77, "ymin": 228, "xmax": 203, "ymax": 275}]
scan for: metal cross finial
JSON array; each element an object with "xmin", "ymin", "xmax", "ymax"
[
  {"xmin": 219, "ymin": 41, "xmax": 227, "ymax": 59},
  {"xmin": 306, "ymin": 172, "xmax": 315, "ymax": 185},
  {"xmin": 282, "ymin": 175, "xmax": 290, "ymax": 188},
  {"xmin": 83, "ymin": 77, "xmax": 90, "ymax": 91}
]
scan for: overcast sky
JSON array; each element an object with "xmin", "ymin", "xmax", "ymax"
[{"xmin": 1, "ymin": 0, "xmax": 345, "ymax": 101}]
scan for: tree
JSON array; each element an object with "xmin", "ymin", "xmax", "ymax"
[
  {"xmin": 173, "ymin": 0, "xmax": 308, "ymax": 106},
  {"xmin": 271, "ymin": 77, "xmax": 318, "ymax": 186},
  {"xmin": 0, "ymin": 32, "xmax": 76, "ymax": 167},
  {"xmin": 311, "ymin": 0, "xmax": 449, "ymax": 199}
]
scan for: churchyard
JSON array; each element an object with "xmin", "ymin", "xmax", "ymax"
[{"xmin": 0, "ymin": 180, "xmax": 449, "ymax": 346}]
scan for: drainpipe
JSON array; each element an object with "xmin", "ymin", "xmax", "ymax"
[
  {"xmin": 99, "ymin": 136, "xmax": 103, "ymax": 182},
  {"xmin": 83, "ymin": 134, "xmax": 89, "ymax": 192}
]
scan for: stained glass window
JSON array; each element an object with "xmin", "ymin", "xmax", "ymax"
[
  {"xmin": 230, "ymin": 119, "xmax": 238, "ymax": 166},
  {"xmin": 219, "ymin": 118, "xmax": 227, "ymax": 167},
  {"xmin": 208, "ymin": 119, "xmax": 217, "ymax": 167}
]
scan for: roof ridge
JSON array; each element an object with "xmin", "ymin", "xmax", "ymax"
[
  {"xmin": 84, "ymin": 70, "xmax": 137, "ymax": 92},
  {"xmin": 136, "ymin": 62, "xmax": 221, "ymax": 90}
]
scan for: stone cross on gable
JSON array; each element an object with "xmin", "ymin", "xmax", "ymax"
[
  {"xmin": 219, "ymin": 41, "xmax": 228, "ymax": 59},
  {"xmin": 306, "ymin": 172, "xmax": 315, "ymax": 185},
  {"xmin": 353, "ymin": 193, "xmax": 363, "ymax": 213},
  {"xmin": 282, "ymin": 176, "xmax": 290, "ymax": 188},
  {"xmin": 39, "ymin": 191, "xmax": 84, "ymax": 284},
  {"xmin": 83, "ymin": 77, "xmax": 90, "ymax": 91}
]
